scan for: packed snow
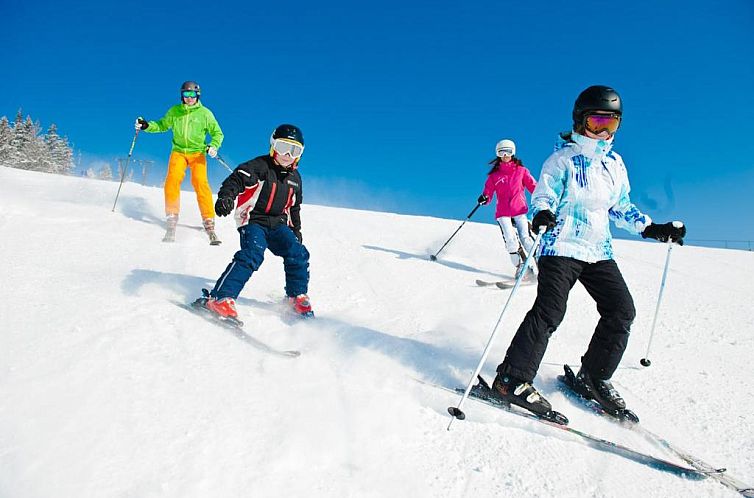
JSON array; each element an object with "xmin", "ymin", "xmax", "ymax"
[{"xmin": 0, "ymin": 166, "xmax": 752, "ymax": 498}]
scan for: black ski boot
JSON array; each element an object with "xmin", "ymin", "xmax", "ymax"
[
  {"xmin": 561, "ymin": 365, "xmax": 639, "ymax": 423},
  {"xmin": 491, "ymin": 374, "xmax": 552, "ymax": 416},
  {"xmin": 564, "ymin": 363, "xmax": 630, "ymax": 410}
]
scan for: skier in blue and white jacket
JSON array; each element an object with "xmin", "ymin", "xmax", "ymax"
[
  {"xmin": 533, "ymin": 131, "xmax": 650, "ymax": 262},
  {"xmin": 487, "ymin": 86, "xmax": 687, "ymax": 418}
]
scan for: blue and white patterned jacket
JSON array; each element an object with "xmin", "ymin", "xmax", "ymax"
[{"xmin": 532, "ymin": 132, "xmax": 652, "ymax": 263}]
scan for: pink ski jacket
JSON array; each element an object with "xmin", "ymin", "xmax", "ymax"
[{"xmin": 482, "ymin": 161, "xmax": 537, "ymax": 218}]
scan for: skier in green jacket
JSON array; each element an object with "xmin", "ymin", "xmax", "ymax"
[{"xmin": 136, "ymin": 81, "xmax": 224, "ymax": 243}]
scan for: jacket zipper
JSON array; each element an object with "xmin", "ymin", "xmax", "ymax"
[{"xmin": 183, "ymin": 106, "xmax": 190, "ymax": 151}]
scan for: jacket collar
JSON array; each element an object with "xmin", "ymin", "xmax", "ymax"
[
  {"xmin": 180, "ymin": 101, "xmax": 203, "ymax": 112},
  {"xmin": 569, "ymin": 131, "xmax": 614, "ymax": 160}
]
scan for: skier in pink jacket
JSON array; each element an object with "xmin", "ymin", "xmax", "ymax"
[{"xmin": 478, "ymin": 139, "xmax": 538, "ymax": 279}]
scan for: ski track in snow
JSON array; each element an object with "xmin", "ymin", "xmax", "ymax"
[{"xmin": 0, "ymin": 166, "xmax": 752, "ymax": 498}]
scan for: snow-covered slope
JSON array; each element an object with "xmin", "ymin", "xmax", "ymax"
[{"xmin": 1, "ymin": 166, "xmax": 752, "ymax": 498}]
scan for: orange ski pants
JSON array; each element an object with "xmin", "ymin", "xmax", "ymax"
[{"xmin": 164, "ymin": 151, "xmax": 215, "ymax": 219}]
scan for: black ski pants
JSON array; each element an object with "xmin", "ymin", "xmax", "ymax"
[{"xmin": 497, "ymin": 256, "xmax": 636, "ymax": 383}]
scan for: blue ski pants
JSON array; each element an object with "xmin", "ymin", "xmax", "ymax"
[{"xmin": 211, "ymin": 223, "xmax": 310, "ymax": 300}]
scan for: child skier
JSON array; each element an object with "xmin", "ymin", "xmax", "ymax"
[
  {"xmin": 135, "ymin": 81, "xmax": 224, "ymax": 244},
  {"xmin": 488, "ymin": 85, "xmax": 686, "ymax": 418},
  {"xmin": 199, "ymin": 124, "xmax": 313, "ymax": 319},
  {"xmin": 478, "ymin": 139, "xmax": 537, "ymax": 280}
]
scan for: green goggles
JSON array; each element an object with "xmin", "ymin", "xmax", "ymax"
[{"xmin": 181, "ymin": 90, "xmax": 198, "ymax": 99}]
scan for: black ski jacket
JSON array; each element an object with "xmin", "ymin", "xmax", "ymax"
[{"xmin": 218, "ymin": 155, "xmax": 303, "ymax": 238}]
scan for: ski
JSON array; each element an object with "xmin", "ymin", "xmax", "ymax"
[
  {"xmin": 475, "ymin": 279, "xmax": 535, "ymax": 289},
  {"xmin": 177, "ymin": 297, "xmax": 301, "ymax": 359},
  {"xmin": 557, "ymin": 365, "xmax": 754, "ymax": 496},
  {"xmin": 418, "ymin": 377, "xmax": 708, "ymax": 479},
  {"xmin": 495, "ymin": 280, "xmax": 535, "ymax": 289},
  {"xmin": 636, "ymin": 426, "xmax": 754, "ymax": 497},
  {"xmin": 475, "ymin": 279, "xmax": 500, "ymax": 286}
]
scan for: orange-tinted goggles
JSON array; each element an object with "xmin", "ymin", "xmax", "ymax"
[{"xmin": 584, "ymin": 113, "xmax": 621, "ymax": 135}]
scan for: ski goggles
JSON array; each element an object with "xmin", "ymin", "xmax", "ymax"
[
  {"xmin": 272, "ymin": 138, "xmax": 304, "ymax": 158},
  {"xmin": 584, "ymin": 112, "xmax": 621, "ymax": 135},
  {"xmin": 496, "ymin": 147, "xmax": 515, "ymax": 157},
  {"xmin": 181, "ymin": 90, "xmax": 198, "ymax": 99}
]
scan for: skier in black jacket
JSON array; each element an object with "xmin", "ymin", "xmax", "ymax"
[{"xmin": 203, "ymin": 124, "xmax": 312, "ymax": 319}]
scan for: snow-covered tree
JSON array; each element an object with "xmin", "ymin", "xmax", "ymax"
[
  {"xmin": 0, "ymin": 110, "xmax": 76, "ymax": 175},
  {"xmin": 0, "ymin": 116, "xmax": 12, "ymax": 166},
  {"xmin": 23, "ymin": 117, "xmax": 49, "ymax": 171},
  {"xmin": 99, "ymin": 163, "xmax": 113, "ymax": 180},
  {"xmin": 45, "ymin": 124, "xmax": 74, "ymax": 175},
  {"xmin": 85, "ymin": 167, "xmax": 97, "ymax": 178},
  {"xmin": 9, "ymin": 110, "xmax": 29, "ymax": 168}
]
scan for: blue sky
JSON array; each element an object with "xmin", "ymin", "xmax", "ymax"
[{"xmin": 3, "ymin": 0, "xmax": 753, "ymax": 245}]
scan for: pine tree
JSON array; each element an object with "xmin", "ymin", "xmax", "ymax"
[
  {"xmin": 9, "ymin": 110, "xmax": 27, "ymax": 168},
  {"xmin": 45, "ymin": 123, "xmax": 74, "ymax": 175},
  {"xmin": 25, "ymin": 117, "xmax": 49, "ymax": 171},
  {"xmin": 1, "ymin": 110, "xmax": 75, "ymax": 175},
  {"xmin": 9, "ymin": 113, "xmax": 47, "ymax": 171},
  {"xmin": 0, "ymin": 116, "xmax": 12, "ymax": 166}
]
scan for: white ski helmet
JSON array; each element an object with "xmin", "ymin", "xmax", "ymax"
[{"xmin": 496, "ymin": 139, "xmax": 516, "ymax": 157}]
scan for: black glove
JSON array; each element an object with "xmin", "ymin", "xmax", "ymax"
[
  {"xmin": 136, "ymin": 117, "xmax": 149, "ymax": 130},
  {"xmin": 215, "ymin": 196, "xmax": 235, "ymax": 217},
  {"xmin": 642, "ymin": 221, "xmax": 686, "ymax": 245},
  {"xmin": 532, "ymin": 210, "xmax": 557, "ymax": 233},
  {"xmin": 293, "ymin": 229, "xmax": 303, "ymax": 243},
  {"xmin": 477, "ymin": 194, "xmax": 488, "ymax": 204}
]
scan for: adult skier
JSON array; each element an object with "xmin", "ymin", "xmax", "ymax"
[
  {"xmin": 199, "ymin": 124, "xmax": 312, "ymax": 319},
  {"xmin": 135, "ymin": 81, "xmax": 224, "ymax": 244},
  {"xmin": 488, "ymin": 85, "xmax": 686, "ymax": 417},
  {"xmin": 478, "ymin": 139, "xmax": 538, "ymax": 281}
]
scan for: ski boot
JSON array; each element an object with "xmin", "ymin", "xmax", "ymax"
[
  {"xmin": 206, "ymin": 296, "xmax": 239, "ymax": 319},
  {"xmin": 491, "ymin": 373, "xmax": 553, "ymax": 416},
  {"xmin": 562, "ymin": 364, "xmax": 639, "ymax": 423},
  {"xmin": 203, "ymin": 218, "xmax": 222, "ymax": 246},
  {"xmin": 288, "ymin": 294, "xmax": 314, "ymax": 318},
  {"xmin": 514, "ymin": 261, "xmax": 537, "ymax": 283},
  {"xmin": 190, "ymin": 289, "xmax": 244, "ymax": 328},
  {"xmin": 513, "ymin": 245, "xmax": 536, "ymax": 282},
  {"xmin": 163, "ymin": 214, "xmax": 178, "ymax": 242}
]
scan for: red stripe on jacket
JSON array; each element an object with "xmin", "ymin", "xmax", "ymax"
[{"xmin": 264, "ymin": 183, "xmax": 277, "ymax": 213}]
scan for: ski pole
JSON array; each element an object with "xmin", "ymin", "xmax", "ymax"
[
  {"xmin": 430, "ymin": 203, "xmax": 483, "ymax": 261},
  {"xmin": 214, "ymin": 153, "xmax": 234, "ymax": 173},
  {"xmin": 640, "ymin": 240, "xmax": 674, "ymax": 367},
  {"xmin": 111, "ymin": 130, "xmax": 139, "ymax": 212},
  {"xmin": 447, "ymin": 227, "xmax": 546, "ymax": 430}
]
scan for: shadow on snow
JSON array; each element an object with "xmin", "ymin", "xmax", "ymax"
[{"xmin": 122, "ymin": 268, "xmax": 481, "ymax": 387}]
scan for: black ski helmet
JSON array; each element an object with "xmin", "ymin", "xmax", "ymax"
[
  {"xmin": 270, "ymin": 124, "xmax": 304, "ymax": 146},
  {"xmin": 180, "ymin": 81, "xmax": 201, "ymax": 100},
  {"xmin": 572, "ymin": 85, "xmax": 622, "ymax": 129}
]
